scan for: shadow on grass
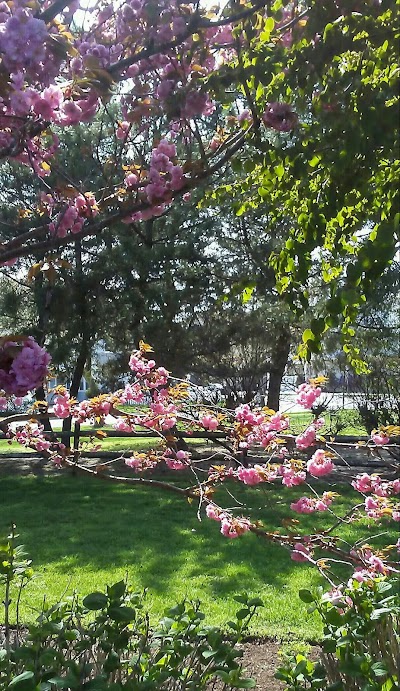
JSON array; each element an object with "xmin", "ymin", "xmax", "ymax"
[{"xmin": 0, "ymin": 474, "xmax": 395, "ymax": 600}]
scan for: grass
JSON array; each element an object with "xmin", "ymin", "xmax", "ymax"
[
  {"xmin": 287, "ymin": 410, "xmax": 367, "ymax": 436},
  {"xmin": 0, "ymin": 473, "xmax": 396, "ymax": 640}
]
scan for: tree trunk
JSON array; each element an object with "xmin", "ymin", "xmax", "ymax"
[
  {"xmin": 61, "ymin": 240, "xmax": 90, "ymax": 448},
  {"xmin": 34, "ymin": 276, "xmax": 54, "ymax": 435},
  {"xmin": 267, "ymin": 325, "xmax": 291, "ymax": 411}
]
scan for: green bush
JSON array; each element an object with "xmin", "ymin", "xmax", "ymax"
[
  {"xmin": 0, "ymin": 527, "xmax": 260, "ymax": 690},
  {"xmin": 276, "ymin": 577, "xmax": 400, "ymax": 690}
]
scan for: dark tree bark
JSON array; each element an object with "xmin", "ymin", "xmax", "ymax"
[
  {"xmin": 34, "ymin": 276, "xmax": 54, "ymax": 435},
  {"xmin": 266, "ymin": 325, "xmax": 291, "ymax": 411},
  {"xmin": 61, "ymin": 241, "xmax": 90, "ymax": 447}
]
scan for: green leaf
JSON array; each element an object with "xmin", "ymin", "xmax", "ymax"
[
  {"xmin": 107, "ymin": 605, "xmax": 136, "ymax": 622},
  {"xmin": 309, "ymin": 155, "xmax": 321, "ymax": 168},
  {"xmin": 242, "ymin": 285, "xmax": 255, "ymax": 304},
  {"xmin": 8, "ymin": 672, "xmax": 36, "ymax": 690},
  {"xmin": 302, "ymin": 329, "xmax": 315, "ymax": 343},
  {"xmin": 371, "ymin": 661, "xmax": 388, "ymax": 677},
  {"xmin": 247, "ymin": 597, "xmax": 263, "ymax": 607},
  {"xmin": 298, "ymin": 589, "xmax": 314, "ymax": 603},
  {"xmin": 82, "ymin": 591, "xmax": 108, "ymax": 610},
  {"xmin": 107, "ymin": 580, "xmax": 126, "ymax": 601},
  {"xmin": 233, "ymin": 594, "xmax": 249, "ymax": 604},
  {"xmin": 202, "ymin": 650, "xmax": 217, "ymax": 659},
  {"xmin": 46, "ymin": 679, "xmax": 68, "ymax": 689},
  {"xmin": 234, "ymin": 679, "xmax": 256, "ymax": 688}
]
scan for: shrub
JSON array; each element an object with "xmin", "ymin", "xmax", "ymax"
[
  {"xmin": 276, "ymin": 577, "xmax": 400, "ymax": 690},
  {"xmin": 0, "ymin": 528, "xmax": 259, "ymax": 690}
]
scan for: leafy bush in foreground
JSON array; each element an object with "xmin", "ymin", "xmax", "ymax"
[
  {"xmin": 276, "ymin": 577, "xmax": 400, "ymax": 691},
  {"xmin": 0, "ymin": 527, "xmax": 259, "ymax": 690}
]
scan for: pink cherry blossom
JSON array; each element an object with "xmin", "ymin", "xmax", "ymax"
[
  {"xmin": 263, "ymin": 102, "xmax": 298, "ymax": 132},
  {"xmin": 295, "ymin": 382, "xmax": 322, "ymax": 409},
  {"xmin": 306, "ymin": 449, "xmax": 334, "ymax": 477},
  {"xmin": 295, "ymin": 425, "xmax": 317, "ymax": 450},
  {"xmin": 206, "ymin": 504, "xmax": 224, "ymax": 522},
  {"xmin": 0, "ymin": 337, "xmax": 51, "ymax": 396},
  {"xmin": 291, "ymin": 543, "xmax": 312, "ymax": 562},
  {"xmin": 200, "ymin": 414, "xmax": 219, "ymax": 431},
  {"xmin": 220, "ymin": 516, "xmax": 250, "ymax": 539},
  {"xmin": 53, "ymin": 392, "xmax": 71, "ymax": 419},
  {"xmin": 352, "ymin": 473, "xmax": 374, "ymax": 493},
  {"xmin": 238, "ymin": 466, "xmax": 263, "ymax": 485},
  {"xmin": 280, "ymin": 466, "xmax": 306, "ymax": 487},
  {"xmin": 371, "ymin": 432, "xmax": 390, "ymax": 446},
  {"xmin": 114, "ymin": 418, "xmax": 134, "ymax": 433},
  {"xmin": 290, "ymin": 496, "xmax": 316, "ymax": 514}
]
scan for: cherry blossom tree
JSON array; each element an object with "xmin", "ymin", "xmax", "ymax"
[{"xmin": 0, "ymin": 0, "xmax": 399, "ymax": 584}]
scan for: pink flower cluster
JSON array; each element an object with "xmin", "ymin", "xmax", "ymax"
[
  {"xmin": 295, "ymin": 425, "xmax": 317, "ymax": 449},
  {"xmin": 131, "ymin": 389, "xmax": 178, "ymax": 432},
  {"xmin": 72, "ymin": 395, "xmax": 114, "ymax": 424},
  {"xmin": 205, "ymin": 504, "xmax": 251, "ymax": 539},
  {"xmin": 233, "ymin": 406, "xmax": 290, "ymax": 451},
  {"xmin": 0, "ymin": 337, "xmax": 51, "ymax": 396},
  {"xmin": 0, "ymin": 8, "xmax": 48, "ymax": 73},
  {"xmin": 53, "ymin": 389, "xmax": 72, "ymax": 419},
  {"xmin": 11, "ymin": 422, "xmax": 66, "ymax": 464},
  {"xmin": 364, "ymin": 495, "xmax": 399, "ymax": 521},
  {"xmin": 235, "ymin": 454, "xmax": 335, "ymax": 489},
  {"xmin": 49, "ymin": 194, "xmax": 98, "ymax": 238},
  {"xmin": 291, "ymin": 492, "xmax": 334, "ymax": 513},
  {"xmin": 146, "ymin": 139, "xmax": 185, "ymax": 204},
  {"xmin": 236, "ymin": 461, "xmax": 302, "ymax": 487},
  {"xmin": 291, "ymin": 542, "xmax": 313, "ymax": 562},
  {"xmin": 128, "ymin": 350, "xmax": 169, "ymax": 388},
  {"xmin": 237, "ymin": 466, "xmax": 264, "ymax": 485},
  {"xmin": 295, "ymin": 382, "xmax": 322, "ymax": 409},
  {"xmin": 113, "ymin": 418, "xmax": 135, "ymax": 433},
  {"xmin": 295, "ymin": 419, "xmax": 325, "ymax": 449},
  {"xmin": 280, "ymin": 464, "xmax": 307, "ymax": 487},
  {"xmin": 371, "ymin": 431, "xmax": 390, "ymax": 446},
  {"xmin": 14, "ymin": 423, "xmax": 51, "ymax": 452},
  {"xmin": 163, "ymin": 448, "xmax": 191, "ymax": 470},
  {"xmin": 146, "ymin": 395, "xmax": 178, "ymax": 431},
  {"xmin": 349, "ymin": 550, "xmax": 390, "ymax": 584},
  {"xmin": 125, "ymin": 453, "xmax": 158, "ymax": 472},
  {"xmin": 263, "ymin": 102, "xmax": 298, "ymax": 132},
  {"xmin": 200, "ymin": 413, "xmax": 219, "ymax": 431},
  {"xmin": 129, "ymin": 352, "xmax": 156, "ymax": 377},
  {"xmin": 118, "ymin": 382, "xmax": 145, "ymax": 404},
  {"xmin": 306, "ymin": 449, "xmax": 335, "ymax": 477},
  {"xmin": 234, "ymin": 404, "xmax": 265, "ymax": 426},
  {"xmin": 352, "ymin": 473, "xmax": 400, "ymax": 497},
  {"xmin": 51, "ymin": 389, "xmax": 120, "ymax": 425}
]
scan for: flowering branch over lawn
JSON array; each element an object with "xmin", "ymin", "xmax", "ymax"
[{"xmin": 1, "ymin": 340, "xmax": 399, "ymax": 587}]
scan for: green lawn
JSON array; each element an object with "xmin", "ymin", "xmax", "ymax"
[
  {"xmin": 287, "ymin": 410, "xmax": 366, "ymax": 436},
  {"xmin": 0, "ymin": 474, "xmax": 394, "ymax": 640}
]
